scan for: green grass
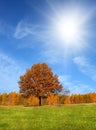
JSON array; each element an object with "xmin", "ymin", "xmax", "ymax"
[{"xmin": 0, "ymin": 104, "xmax": 96, "ymax": 130}]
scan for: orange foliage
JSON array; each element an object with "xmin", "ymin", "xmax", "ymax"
[
  {"xmin": 27, "ymin": 96, "xmax": 39, "ymax": 106},
  {"xmin": 64, "ymin": 96, "xmax": 70, "ymax": 104},
  {"xmin": 1, "ymin": 93, "xmax": 8, "ymax": 105},
  {"xmin": 47, "ymin": 94, "xmax": 58, "ymax": 105},
  {"xmin": 7, "ymin": 92, "xmax": 17, "ymax": 105},
  {"xmin": 70, "ymin": 93, "xmax": 96, "ymax": 104},
  {"xmin": 0, "ymin": 92, "xmax": 96, "ymax": 106},
  {"xmin": 19, "ymin": 63, "xmax": 63, "ymax": 106}
]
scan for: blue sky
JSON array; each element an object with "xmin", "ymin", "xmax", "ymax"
[{"xmin": 0, "ymin": 0, "xmax": 96, "ymax": 94}]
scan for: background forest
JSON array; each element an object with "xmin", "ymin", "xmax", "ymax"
[{"xmin": 0, "ymin": 92, "xmax": 96, "ymax": 106}]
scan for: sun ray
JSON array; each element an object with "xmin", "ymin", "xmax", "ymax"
[{"xmin": 48, "ymin": 6, "xmax": 91, "ymax": 56}]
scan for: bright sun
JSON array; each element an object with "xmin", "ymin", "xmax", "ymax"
[
  {"xmin": 48, "ymin": 3, "xmax": 89, "ymax": 55},
  {"xmin": 55, "ymin": 17, "xmax": 79, "ymax": 43},
  {"xmin": 50, "ymin": 8, "xmax": 87, "ymax": 48},
  {"xmin": 57, "ymin": 20, "xmax": 77, "ymax": 40}
]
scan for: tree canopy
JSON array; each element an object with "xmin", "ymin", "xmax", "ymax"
[{"xmin": 18, "ymin": 63, "xmax": 63, "ymax": 105}]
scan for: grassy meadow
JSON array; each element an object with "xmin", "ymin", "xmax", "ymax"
[{"xmin": 0, "ymin": 104, "xmax": 96, "ymax": 130}]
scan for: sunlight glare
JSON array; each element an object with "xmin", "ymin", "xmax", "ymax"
[
  {"xmin": 56, "ymin": 18, "xmax": 78, "ymax": 42},
  {"xmin": 49, "ymin": 5, "xmax": 90, "ymax": 55}
]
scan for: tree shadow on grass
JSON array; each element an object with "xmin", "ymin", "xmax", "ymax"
[{"xmin": 0, "ymin": 123, "xmax": 9, "ymax": 129}]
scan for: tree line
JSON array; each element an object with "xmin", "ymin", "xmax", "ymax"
[
  {"xmin": 1, "ymin": 62, "xmax": 96, "ymax": 106},
  {"xmin": 0, "ymin": 92, "xmax": 96, "ymax": 106}
]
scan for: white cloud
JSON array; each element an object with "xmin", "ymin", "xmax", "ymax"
[
  {"xmin": 14, "ymin": 20, "xmax": 61, "ymax": 64},
  {"xmin": 73, "ymin": 56, "xmax": 96, "ymax": 81},
  {"xmin": 14, "ymin": 20, "xmax": 41, "ymax": 39},
  {"xmin": 0, "ymin": 52, "xmax": 25, "ymax": 93},
  {"xmin": 13, "ymin": 17, "xmax": 88, "ymax": 64},
  {"xmin": 59, "ymin": 75, "xmax": 93, "ymax": 94},
  {"xmin": 12, "ymin": 2, "xmax": 95, "ymax": 66}
]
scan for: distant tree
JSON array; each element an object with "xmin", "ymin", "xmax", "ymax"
[
  {"xmin": 0, "ymin": 94, "xmax": 1, "ymax": 105},
  {"xmin": 18, "ymin": 63, "xmax": 63, "ymax": 106},
  {"xmin": 1, "ymin": 93, "xmax": 8, "ymax": 105},
  {"xmin": 27, "ymin": 96, "xmax": 39, "ymax": 106},
  {"xmin": 47, "ymin": 94, "xmax": 59, "ymax": 105},
  {"xmin": 7, "ymin": 92, "xmax": 17, "ymax": 105},
  {"xmin": 7, "ymin": 92, "xmax": 21, "ymax": 105},
  {"xmin": 63, "ymin": 89, "xmax": 70, "ymax": 96},
  {"xmin": 64, "ymin": 96, "xmax": 70, "ymax": 104}
]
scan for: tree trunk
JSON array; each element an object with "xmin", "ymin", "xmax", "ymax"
[{"xmin": 39, "ymin": 96, "xmax": 41, "ymax": 106}]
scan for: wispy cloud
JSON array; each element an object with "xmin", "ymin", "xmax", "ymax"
[
  {"xmin": 14, "ymin": 20, "xmax": 54, "ymax": 41},
  {"xmin": 14, "ymin": 20, "xmax": 40, "ymax": 39},
  {"xmin": 14, "ymin": 20, "xmax": 68, "ymax": 64},
  {"xmin": 59, "ymin": 75, "xmax": 93, "ymax": 94},
  {"xmin": 14, "ymin": 20, "xmax": 61, "ymax": 64},
  {"xmin": 0, "ymin": 52, "xmax": 25, "ymax": 93},
  {"xmin": 73, "ymin": 56, "xmax": 96, "ymax": 81},
  {"xmin": 13, "ymin": 14, "xmax": 89, "ymax": 64},
  {"xmin": 13, "ymin": 3, "xmax": 93, "ymax": 64}
]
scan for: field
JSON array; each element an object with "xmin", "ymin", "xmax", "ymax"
[{"xmin": 0, "ymin": 104, "xmax": 96, "ymax": 130}]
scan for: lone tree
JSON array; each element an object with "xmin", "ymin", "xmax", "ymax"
[{"xmin": 18, "ymin": 63, "xmax": 63, "ymax": 106}]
